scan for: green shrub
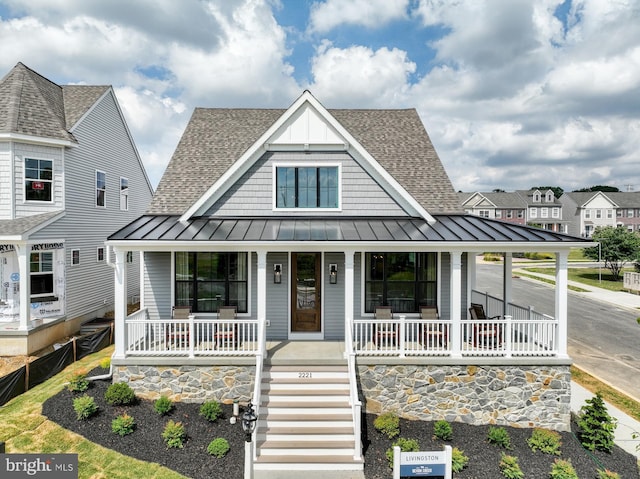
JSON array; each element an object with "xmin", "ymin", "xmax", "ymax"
[
  {"xmin": 597, "ymin": 470, "xmax": 621, "ymax": 479},
  {"xmin": 577, "ymin": 393, "xmax": 617, "ymax": 452},
  {"xmin": 487, "ymin": 426, "xmax": 511, "ymax": 449},
  {"xmin": 499, "ymin": 453, "xmax": 524, "ymax": 479},
  {"xmin": 385, "ymin": 437, "xmax": 419, "ymax": 469},
  {"xmin": 374, "ymin": 412, "xmax": 400, "ymax": 439},
  {"xmin": 154, "ymin": 395, "xmax": 173, "ymax": 416},
  {"xmin": 104, "ymin": 382, "xmax": 136, "ymax": 406},
  {"xmin": 433, "ymin": 420, "xmax": 452, "ymax": 441},
  {"xmin": 451, "ymin": 447, "xmax": 469, "ymax": 473},
  {"xmin": 162, "ymin": 420, "xmax": 186, "ymax": 449},
  {"xmin": 527, "ymin": 428, "xmax": 561, "ymax": 455},
  {"xmin": 73, "ymin": 394, "xmax": 98, "ymax": 420},
  {"xmin": 67, "ymin": 372, "xmax": 89, "ymax": 393},
  {"xmin": 549, "ymin": 459, "xmax": 578, "ymax": 479},
  {"xmin": 111, "ymin": 413, "xmax": 135, "ymax": 436},
  {"xmin": 207, "ymin": 438, "xmax": 230, "ymax": 458},
  {"xmin": 199, "ymin": 400, "xmax": 223, "ymax": 422},
  {"xmin": 99, "ymin": 357, "xmax": 111, "ymax": 370},
  {"xmin": 483, "ymin": 253, "xmax": 502, "ymax": 262}
]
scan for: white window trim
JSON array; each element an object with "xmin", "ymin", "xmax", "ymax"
[
  {"xmin": 120, "ymin": 177, "xmax": 129, "ymax": 211},
  {"xmin": 584, "ymin": 209, "xmax": 591, "ymax": 219},
  {"xmin": 530, "ymin": 207, "xmax": 537, "ymax": 218},
  {"xmin": 272, "ymin": 162, "xmax": 342, "ymax": 212},
  {"xmin": 541, "ymin": 208, "xmax": 548, "ymax": 218},
  {"xmin": 552, "ymin": 207, "xmax": 560, "ymax": 218},
  {"xmin": 30, "ymin": 251, "xmax": 55, "ymax": 299},
  {"xmin": 24, "ymin": 156, "xmax": 54, "ymax": 204},
  {"xmin": 96, "ymin": 170, "xmax": 106, "ymax": 208}
]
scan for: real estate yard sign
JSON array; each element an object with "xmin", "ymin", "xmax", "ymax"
[{"xmin": 393, "ymin": 445, "xmax": 452, "ymax": 479}]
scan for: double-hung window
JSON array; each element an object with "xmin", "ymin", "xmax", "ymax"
[
  {"xmin": 96, "ymin": 171, "xmax": 106, "ymax": 207},
  {"xmin": 25, "ymin": 158, "xmax": 53, "ymax": 202},
  {"xmin": 276, "ymin": 166, "xmax": 339, "ymax": 209},
  {"xmin": 175, "ymin": 252, "xmax": 248, "ymax": 313},
  {"xmin": 365, "ymin": 252, "xmax": 437, "ymax": 313},
  {"xmin": 30, "ymin": 252, "xmax": 54, "ymax": 299},
  {"xmin": 120, "ymin": 177, "xmax": 129, "ymax": 211}
]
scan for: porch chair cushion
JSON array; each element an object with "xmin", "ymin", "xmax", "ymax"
[
  {"xmin": 167, "ymin": 306, "xmax": 192, "ymax": 347},
  {"xmin": 468, "ymin": 304, "xmax": 502, "ymax": 348},
  {"xmin": 420, "ymin": 306, "xmax": 447, "ymax": 347},
  {"xmin": 215, "ymin": 306, "xmax": 238, "ymax": 348},
  {"xmin": 373, "ymin": 306, "xmax": 396, "ymax": 347}
]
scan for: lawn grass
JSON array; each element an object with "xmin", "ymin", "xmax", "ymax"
[
  {"xmin": 514, "ymin": 270, "xmax": 590, "ymax": 292},
  {"xmin": 0, "ymin": 345, "xmax": 186, "ymax": 479},
  {"xmin": 524, "ymin": 266, "xmax": 633, "ymax": 292}
]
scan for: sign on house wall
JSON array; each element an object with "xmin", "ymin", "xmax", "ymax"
[{"xmin": 0, "ymin": 244, "xmax": 65, "ymax": 321}]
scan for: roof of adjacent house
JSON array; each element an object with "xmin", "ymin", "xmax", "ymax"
[
  {"xmin": 148, "ymin": 104, "xmax": 463, "ymax": 216},
  {"xmin": 564, "ymin": 191, "xmax": 640, "ymax": 209},
  {"xmin": 459, "ymin": 191, "xmax": 527, "ymax": 209},
  {"xmin": 0, "ymin": 62, "xmax": 108, "ymax": 142}
]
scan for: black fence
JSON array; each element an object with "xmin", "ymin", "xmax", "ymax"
[{"xmin": 0, "ymin": 324, "xmax": 113, "ymax": 407}]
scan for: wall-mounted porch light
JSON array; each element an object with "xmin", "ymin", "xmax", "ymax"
[
  {"xmin": 329, "ymin": 263, "xmax": 338, "ymax": 284},
  {"xmin": 274, "ymin": 264, "xmax": 282, "ymax": 284}
]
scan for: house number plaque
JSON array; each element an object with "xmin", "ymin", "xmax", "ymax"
[{"xmin": 298, "ymin": 372, "xmax": 312, "ymax": 378}]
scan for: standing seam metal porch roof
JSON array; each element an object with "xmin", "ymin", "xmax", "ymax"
[{"xmin": 108, "ymin": 214, "xmax": 592, "ymax": 243}]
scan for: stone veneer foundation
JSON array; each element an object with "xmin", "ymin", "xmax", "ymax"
[
  {"xmin": 113, "ymin": 365, "xmax": 255, "ymax": 403},
  {"xmin": 357, "ymin": 364, "xmax": 571, "ymax": 431},
  {"xmin": 113, "ymin": 363, "xmax": 571, "ymax": 431}
]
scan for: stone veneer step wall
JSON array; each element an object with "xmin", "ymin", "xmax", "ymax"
[{"xmin": 113, "ymin": 363, "xmax": 571, "ymax": 431}]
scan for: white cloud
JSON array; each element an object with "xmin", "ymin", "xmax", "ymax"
[
  {"xmin": 309, "ymin": 0, "xmax": 409, "ymax": 33},
  {"xmin": 309, "ymin": 42, "xmax": 415, "ymax": 107}
]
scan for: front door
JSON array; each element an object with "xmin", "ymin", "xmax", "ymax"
[{"xmin": 291, "ymin": 253, "xmax": 321, "ymax": 332}]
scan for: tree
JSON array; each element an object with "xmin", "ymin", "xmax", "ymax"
[
  {"xmin": 573, "ymin": 185, "xmax": 620, "ymax": 193},
  {"xmin": 583, "ymin": 226, "xmax": 640, "ymax": 280}
]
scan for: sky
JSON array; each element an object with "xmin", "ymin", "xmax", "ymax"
[{"xmin": 1, "ymin": 0, "xmax": 639, "ymax": 193}]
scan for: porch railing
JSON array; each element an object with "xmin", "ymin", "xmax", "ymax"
[
  {"xmin": 125, "ymin": 311, "xmax": 259, "ymax": 357},
  {"xmin": 344, "ymin": 318, "xmax": 363, "ymax": 461}
]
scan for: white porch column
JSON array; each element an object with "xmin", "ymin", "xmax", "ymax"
[
  {"xmin": 113, "ymin": 248, "xmax": 127, "ymax": 359},
  {"xmin": 344, "ymin": 250, "xmax": 355, "ymax": 347},
  {"xmin": 256, "ymin": 250, "xmax": 267, "ymax": 358},
  {"xmin": 450, "ymin": 251, "xmax": 463, "ymax": 358},
  {"xmin": 555, "ymin": 250, "xmax": 569, "ymax": 359},
  {"xmin": 503, "ymin": 252, "xmax": 512, "ymax": 317},
  {"xmin": 15, "ymin": 243, "xmax": 30, "ymax": 330},
  {"xmin": 466, "ymin": 251, "xmax": 476, "ymax": 307}
]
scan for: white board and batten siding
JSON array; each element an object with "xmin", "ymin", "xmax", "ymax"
[
  {"xmin": 0, "ymin": 142, "xmax": 12, "ymax": 218},
  {"xmin": 30, "ymin": 91, "xmax": 152, "ymax": 321}
]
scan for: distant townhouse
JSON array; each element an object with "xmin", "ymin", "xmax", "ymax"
[
  {"xmin": 0, "ymin": 63, "xmax": 153, "ymax": 354},
  {"xmin": 460, "ymin": 188, "xmax": 567, "ymax": 233},
  {"xmin": 560, "ymin": 191, "xmax": 640, "ymax": 237}
]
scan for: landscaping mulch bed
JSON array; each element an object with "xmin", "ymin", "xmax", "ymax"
[{"xmin": 43, "ymin": 377, "xmax": 639, "ymax": 479}]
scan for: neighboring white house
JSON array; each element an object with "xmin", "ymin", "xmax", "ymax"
[
  {"xmin": 107, "ymin": 91, "xmax": 592, "ymax": 473},
  {"xmin": 0, "ymin": 63, "xmax": 153, "ymax": 354},
  {"xmin": 561, "ymin": 191, "xmax": 640, "ymax": 237}
]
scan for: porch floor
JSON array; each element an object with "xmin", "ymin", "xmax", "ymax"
[{"xmin": 265, "ymin": 341, "xmax": 345, "ymax": 365}]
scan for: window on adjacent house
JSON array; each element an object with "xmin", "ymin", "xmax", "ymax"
[
  {"xmin": 97, "ymin": 247, "xmax": 105, "ymax": 262},
  {"xmin": 364, "ymin": 252, "xmax": 437, "ymax": 314},
  {"xmin": 25, "ymin": 158, "xmax": 53, "ymax": 202},
  {"xmin": 607, "ymin": 210, "xmax": 613, "ymax": 219},
  {"xmin": 546, "ymin": 191, "xmax": 554, "ymax": 202},
  {"xmin": 530, "ymin": 207, "xmax": 537, "ymax": 218},
  {"xmin": 276, "ymin": 166, "xmax": 339, "ymax": 208},
  {"xmin": 517, "ymin": 210, "xmax": 524, "ymax": 218},
  {"xmin": 584, "ymin": 210, "xmax": 591, "ymax": 219},
  {"xmin": 30, "ymin": 252, "xmax": 54, "ymax": 298},
  {"xmin": 617, "ymin": 209, "xmax": 622, "ymax": 217},
  {"xmin": 478, "ymin": 210, "xmax": 490, "ymax": 218},
  {"xmin": 495, "ymin": 210, "xmax": 502, "ymax": 218},
  {"xmin": 596, "ymin": 209, "xmax": 602, "ymax": 219},
  {"xmin": 71, "ymin": 250, "xmax": 80, "ymax": 265},
  {"xmin": 120, "ymin": 177, "xmax": 129, "ymax": 211},
  {"xmin": 96, "ymin": 171, "xmax": 106, "ymax": 207},
  {"xmin": 552, "ymin": 207, "xmax": 560, "ymax": 218},
  {"xmin": 506, "ymin": 210, "xmax": 513, "ymax": 219},
  {"xmin": 541, "ymin": 208, "xmax": 549, "ymax": 218},
  {"xmin": 175, "ymin": 252, "xmax": 248, "ymax": 313},
  {"xmin": 533, "ymin": 191, "xmax": 541, "ymax": 202},
  {"xmin": 628, "ymin": 209, "xmax": 634, "ymax": 218}
]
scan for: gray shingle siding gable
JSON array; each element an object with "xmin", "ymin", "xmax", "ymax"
[{"xmin": 148, "ymin": 104, "xmax": 463, "ymax": 217}]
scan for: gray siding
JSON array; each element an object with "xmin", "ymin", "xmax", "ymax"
[
  {"xmin": 323, "ymin": 252, "xmax": 345, "ymax": 339},
  {"xmin": 143, "ymin": 252, "xmax": 171, "ymax": 320},
  {"xmin": 31, "ymin": 91, "xmax": 152, "ymax": 322},
  {"xmin": 206, "ymin": 151, "xmax": 406, "ymax": 217},
  {"xmin": 266, "ymin": 252, "xmax": 289, "ymax": 340}
]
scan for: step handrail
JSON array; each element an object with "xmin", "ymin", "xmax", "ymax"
[
  {"xmin": 251, "ymin": 316, "xmax": 267, "ymax": 460},
  {"xmin": 345, "ymin": 321, "xmax": 363, "ymax": 461}
]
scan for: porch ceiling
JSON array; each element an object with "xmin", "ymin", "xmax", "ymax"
[{"xmin": 108, "ymin": 214, "xmax": 592, "ymax": 245}]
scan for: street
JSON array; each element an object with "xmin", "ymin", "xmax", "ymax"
[{"xmin": 476, "ymin": 263, "xmax": 640, "ymax": 401}]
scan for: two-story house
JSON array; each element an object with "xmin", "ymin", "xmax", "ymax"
[
  {"xmin": 0, "ymin": 63, "xmax": 153, "ymax": 354},
  {"xmin": 459, "ymin": 191, "xmax": 527, "ymax": 225},
  {"xmin": 106, "ymin": 91, "xmax": 591, "ymax": 473},
  {"xmin": 517, "ymin": 189, "xmax": 565, "ymax": 233},
  {"xmin": 560, "ymin": 191, "xmax": 640, "ymax": 237}
]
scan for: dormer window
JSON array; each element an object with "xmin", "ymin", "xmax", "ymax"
[
  {"xmin": 545, "ymin": 191, "xmax": 554, "ymax": 202},
  {"xmin": 25, "ymin": 158, "xmax": 53, "ymax": 202},
  {"xmin": 533, "ymin": 191, "xmax": 541, "ymax": 203},
  {"xmin": 275, "ymin": 165, "xmax": 339, "ymax": 209}
]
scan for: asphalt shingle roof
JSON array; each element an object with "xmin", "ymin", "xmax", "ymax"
[
  {"xmin": 0, "ymin": 62, "xmax": 108, "ymax": 141},
  {"xmin": 0, "ymin": 211, "xmax": 64, "ymax": 238},
  {"xmin": 147, "ymin": 105, "xmax": 463, "ymax": 216}
]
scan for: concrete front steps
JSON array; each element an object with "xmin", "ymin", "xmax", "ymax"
[{"xmin": 254, "ymin": 364, "xmax": 363, "ymax": 472}]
